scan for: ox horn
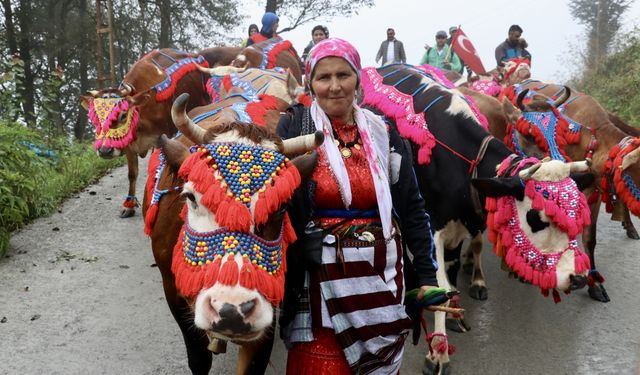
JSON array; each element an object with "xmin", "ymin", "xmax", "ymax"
[
  {"xmin": 87, "ymin": 90, "xmax": 100, "ymax": 97},
  {"xmin": 281, "ymin": 130, "xmax": 325, "ymax": 157},
  {"xmin": 171, "ymin": 93, "xmax": 206, "ymax": 144},
  {"xmin": 195, "ymin": 64, "xmax": 246, "ymax": 76},
  {"xmin": 553, "ymin": 86, "xmax": 571, "ymax": 108},
  {"xmin": 518, "ymin": 162, "xmax": 542, "ymax": 180},
  {"xmin": 516, "ymin": 89, "xmax": 529, "ymax": 111},
  {"xmin": 569, "ymin": 160, "xmax": 591, "ymax": 173},
  {"xmin": 119, "ymin": 83, "xmax": 133, "ymax": 96}
]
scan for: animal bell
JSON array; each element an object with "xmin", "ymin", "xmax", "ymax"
[{"xmin": 208, "ymin": 337, "xmax": 227, "ymax": 354}]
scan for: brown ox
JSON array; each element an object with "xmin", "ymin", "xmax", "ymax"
[
  {"xmin": 144, "ymin": 92, "xmax": 323, "ymax": 374},
  {"xmin": 494, "ymin": 84, "xmax": 640, "ymax": 302},
  {"xmin": 231, "ymin": 37, "xmax": 303, "ymax": 84},
  {"xmin": 80, "ymin": 48, "xmax": 220, "ymax": 217}
]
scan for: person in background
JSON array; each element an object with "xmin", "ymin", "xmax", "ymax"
[
  {"xmin": 278, "ymin": 37, "xmax": 439, "ymax": 375},
  {"xmin": 246, "ymin": 12, "xmax": 279, "ymax": 46},
  {"xmin": 241, "ymin": 24, "xmax": 259, "ymax": 47},
  {"xmin": 494, "ymin": 24, "xmax": 532, "ymax": 67},
  {"xmin": 419, "ymin": 30, "xmax": 461, "ymax": 72},
  {"xmin": 376, "ymin": 28, "xmax": 407, "ymax": 66},
  {"xmin": 301, "ymin": 25, "xmax": 329, "ymax": 64},
  {"xmin": 447, "ymin": 26, "xmax": 470, "ymax": 76}
]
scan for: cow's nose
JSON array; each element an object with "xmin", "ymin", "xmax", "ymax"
[
  {"xmin": 240, "ymin": 299, "xmax": 257, "ymax": 317},
  {"xmin": 218, "ymin": 303, "xmax": 240, "ymax": 320},
  {"xmin": 569, "ymin": 274, "xmax": 587, "ymax": 290},
  {"xmin": 98, "ymin": 147, "xmax": 114, "ymax": 158}
]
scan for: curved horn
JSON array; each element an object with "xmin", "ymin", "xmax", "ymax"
[
  {"xmin": 569, "ymin": 160, "xmax": 591, "ymax": 173},
  {"xmin": 119, "ymin": 83, "xmax": 133, "ymax": 96},
  {"xmin": 195, "ymin": 64, "xmax": 246, "ymax": 76},
  {"xmin": 281, "ymin": 130, "xmax": 325, "ymax": 157},
  {"xmin": 171, "ymin": 93, "xmax": 206, "ymax": 145},
  {"xmin": 518, "ymin": 162, "xmax": 542, "ymax": 180},
  {"xmin": 87, "ymin": 90, "xmax": 100, "ymax": 97},
  {"xmin": 516, "ymin": 89, "xmax": 529, "ymax": 111},
  {"xmin": 553, "ymin": 86, "xmax": 571, "ymax": 108}
]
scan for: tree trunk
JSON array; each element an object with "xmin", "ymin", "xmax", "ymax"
[
  {"xmin": 159, "ymin": 0, "xmax": 171, "ymax": 47},
  {"xmin": 17, "ymin": 0, "xmax": 36, "ymax": 128},
  {"xmin": 265, "ymin": 0, "xmax": 283, "ymax": 13},
  {"xmin": 75, "ymin": 0, "xmax": 90, "ymax": 140},
  {"xmin": 2, "ymin": 0, "xmax": 18, "ymax": 54}
]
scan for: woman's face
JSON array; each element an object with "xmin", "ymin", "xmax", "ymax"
[
  {"xmin": 311, "ymin": 57, "xmax": 358, "ymax": 122},
  {"xmin": 312, "ymin": 29, "xmax": 327, "ymax": 44},
  {"xmin": 249, "ymin": 28, "xmax": 257, "ymax": 36}
]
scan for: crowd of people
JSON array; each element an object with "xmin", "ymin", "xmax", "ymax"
[{"xmin": 242, "ymin": 14, "xmax": 532, "ymax": 77}]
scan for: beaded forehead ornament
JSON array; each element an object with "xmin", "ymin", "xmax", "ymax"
[
  {"xmin": 485, "ymin": 156, "xmax": 591, "ymax": 302},
  {"xmin": 171, "ymin": 142, "xmax": 300, "ymax": 303},
  {"xmin": 88, "ymin": 97, "xmax": 139, "ymax": 150}
]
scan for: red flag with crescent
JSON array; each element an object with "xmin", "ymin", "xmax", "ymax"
[{"xmin": 451, "ymin": 27, "xmax": 486, "ymax": 74}]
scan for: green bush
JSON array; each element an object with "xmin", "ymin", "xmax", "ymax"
[
  {"xmin": 0, "ymin": 121, "xmax": 125, "ymax": 257},
  {"xmin": 574, "ymin": 30, "xmax": 640, "ymax": 126}
]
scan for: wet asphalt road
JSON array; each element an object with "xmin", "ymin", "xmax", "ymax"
[{"xmin": 1, "ymin": 160, "xmax": 639, "ymax": 375}]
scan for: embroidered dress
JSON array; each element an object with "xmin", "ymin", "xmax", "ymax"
[{"xmin": 286, "ymin": 120, "xmax": 410, "ymax": 375}]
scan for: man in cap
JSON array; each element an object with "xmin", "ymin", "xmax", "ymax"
[{"xmin": 419, "ymin": 30, "xmax": 461, "ymax": 72}]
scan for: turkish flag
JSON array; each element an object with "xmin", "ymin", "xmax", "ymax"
[{"xmin": 451, "ymin": 28, "xmax": 486, "ymax": 74}]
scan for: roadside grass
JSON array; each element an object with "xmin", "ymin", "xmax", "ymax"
[{"xmin": 0, "ymin": 121, "xmax": 125, "ymax": 257}]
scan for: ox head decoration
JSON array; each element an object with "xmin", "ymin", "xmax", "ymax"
[
  {"xmin": 602, "ymin": 137, "xmax": 640, "ymax": 217},
  {"xmin": 162, "ymin": 93, "xmax": 323, "ymax": 341},
  {"xmin": 473, "ymin": 157, "xmax": 594, "ymax": 302},
  {"xmin": 80, "ymin": 85, "xmax": 150, "ymax": 158},
  {"xmin": 502, "ymin": 58, "xmax": 531, "ymax": 86},
  {"xmin": 502, "ymin": 87, "xmax": 581, "ymax": 162}
]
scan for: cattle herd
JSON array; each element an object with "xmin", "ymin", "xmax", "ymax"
[{"xmin": 80, "ymin": 37, "xmax": 640, "ymax": 374}]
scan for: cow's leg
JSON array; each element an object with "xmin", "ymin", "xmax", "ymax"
[
  {"xmin": 443, "ymin": 243, "xmax": 470, "ymax": 333},
  {"xmin": 461, "ymin": 242, "xmax": 474, "ymax": 275},
  {"xmin": 584, "ymin": 198, "xmax": 610, "ymax": 303},
  {"xmin": 423, "ymin": 230, "xmax": 453, "ymax": 375},
  {"xmin": 120, "ymin": 149, "xmax": 139, "ymax": 218},
  {"xmin": 236, "ymin": 323, "xmax": 275, "ymax": 375},
  {"xmin": 622, "ymin": 205, "xmax": 640, "ymax": 240},
  {"xmin": 467, "ymin": 232, "xmax": 488, "ymax": 301}
]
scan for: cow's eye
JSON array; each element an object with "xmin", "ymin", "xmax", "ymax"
[
  {"xmin": 526, "ymin": 209, "xmax": 549, "ymax": 233},
  {"xmin": 184, "ymin": 192, "xmax": 197, "ymax": 209}
]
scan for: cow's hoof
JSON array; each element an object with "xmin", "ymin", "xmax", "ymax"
[
  {"xmin": 119, "ymin": 208, "xmax": 136, "ymax": 218},
  {"xmin": 469, "ymin": 284, "xmax": 488, "ymax": 300},
  {"xmin": 446, "ymin": 317, "xmax": 471, "ymax": 333},
  {"xmin": 588, "ymin": 284, "xmax": 611, "ymax": 303},
  {"xmin": 625, "ymin": 226, "xmax": 640, "ymax": 240},
  {"xmin": 462, "ymin": 262, "xmax": 474, "ymax": 275},
  {"xmin": 423, "ymin": 358, "xmax": 451, "ymax": 375}
]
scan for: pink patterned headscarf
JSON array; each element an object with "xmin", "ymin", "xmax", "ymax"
[{"xmin": 305, "ymin": 38, "xmax": 362, "ymax": 83}]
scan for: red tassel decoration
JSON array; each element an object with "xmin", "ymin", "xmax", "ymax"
[{"xmin": 218, "ymin": 254, "xmax": 239, "ymax": 286}]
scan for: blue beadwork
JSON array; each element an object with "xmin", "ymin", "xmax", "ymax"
[
  {"xmin": 191, "ymin": 143, "xmax": 286, "ymax": 207},
  {"xmin": 623, "ymin": 173, "xmax": 640, "ymax": 200},
  {"xmin": 522, "ymin": 111, "xmax": 566, "ymax": 161},
  {"xmin": 181, "ymin": 224, "xmax": 283, "ymax": 273},
  {"xmin": 152, "ymin": 56, "xmax": 206, "ymax": 93},
  {"xmin": 150, "ymin": 150, "xmax": 182, "ymax": 206}
]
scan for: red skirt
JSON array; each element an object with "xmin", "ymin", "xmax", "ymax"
[{"xmin": 286, "ymin": 327, "xmax": 352, "ymax": 375}]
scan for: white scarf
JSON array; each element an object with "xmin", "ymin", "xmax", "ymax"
[{"xmin": 310, "ymin": 100, "xmax": 393, "ymax": 239}]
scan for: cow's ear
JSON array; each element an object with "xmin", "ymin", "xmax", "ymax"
[
  {"xmin": 159, "ymin": 135, "xmax": 190, "ymax": 172},
  {"xmin": 289, "ymin": 151, "xmax": 318, "ymax": 181},
  {"xmin": 472, "ymin": 176, "xmax": 524, "ymax": 200},
  {"xmin": 622, "ymin": 147, "xmax": 640, "ymax": 171},
  {"xmin": 570, "ymin": 172, "xmax": 595, "ymax": 191},
  {"xmin": 501, "ymin": 97, "xmax": 521, "ymax": 125},
  {"xmin": 129, "ymin": 92, "xmax": 151, "ymax": 107},
  {"xmin": 79, "ymin": 95, "xmax": 92, "ymax": 110}
]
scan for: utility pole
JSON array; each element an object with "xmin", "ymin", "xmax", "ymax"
[{"xmin": 95, "ymin": 0, "xmax": 116, "ymax": 88}]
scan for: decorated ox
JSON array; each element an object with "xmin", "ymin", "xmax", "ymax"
[
  {"xmin": 461, "ymin": 58, "xmax": 532, "ymax": 97},
  {"xmin": 359, "ymin": 64, "xmax": 594, "ymax": 374},
  {"xmin": 499, "ymin": 83, "xmax": 640, "ymax": 302},
  {"xmin": 231, "ymin": 37, "xmax": 303, "ymax": 84},
  {"xmin": 80, "ymin": 48, "xmax": 215, "ymax": 217},
  {"xmin": 143, "ymin": 93, "xmax": 323, "ymax": 374}
]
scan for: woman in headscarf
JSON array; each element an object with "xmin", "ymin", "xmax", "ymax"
[
  {"xmin": 278, "ymin": 38, "xmax": 439, "ymax": 374},
  {"xmin": 241, "ymin": 23, "xmax": 259, "ymax": 47},
  {"xmin": 246, "ymin": 12, "xmax": 279, "ymax": 46}
]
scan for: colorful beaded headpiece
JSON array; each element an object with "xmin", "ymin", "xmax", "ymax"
[
  {"xmin": 171, "ymin": 142, "xmax": 300, "ymax": 303},
  {"xmin": 88, "ymin": 97, "xmax": 139, "ymax": 150},
  {"xmin": 601, "ymin": 136, "xmax": 640, "ymax": 216},
  {"xmin": 485, "ymin": 156, "xmax": 591, "ymax": 302}
]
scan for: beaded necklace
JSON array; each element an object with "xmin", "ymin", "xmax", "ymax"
[{"xmin": 331, "ymin": 126, "xmax": 362, "ymax": 159}]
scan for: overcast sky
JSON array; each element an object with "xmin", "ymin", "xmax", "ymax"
[{"xmin": 234, "ymin": 0, "xmax": 639, "ymax": 82}]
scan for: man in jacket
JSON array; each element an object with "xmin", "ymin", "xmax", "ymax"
[
  {"xmin": 494, "ymin": 24, "xmax": 532, "ymax": 67},
  {"xmin": 419, "ymin": 30, "xmax": 461, "ymax": 72},
  {"xmin": 376, "ymin": 28, "xmax": 407, "ymax": 66}
]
